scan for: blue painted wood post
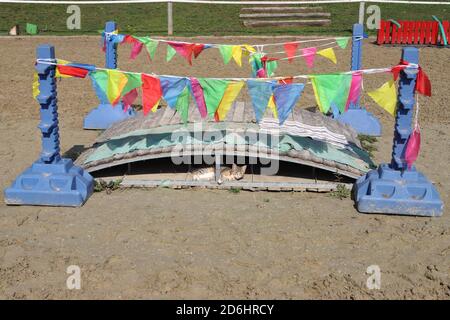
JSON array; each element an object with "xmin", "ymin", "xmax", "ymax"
[
  {"xmin": 4, "ymin": 44, "xmax": 94, "ymax": 206},
  {"xmin": 354, "ymin": 47, "xmax": 443, "ymax": 216},
  {"xmin": 83, "ymin": 21, "xmax": 135, "ymax": 129},
  {"xmin": 391, "ymin": 47, "xmax": 417, "ymax": 170}
]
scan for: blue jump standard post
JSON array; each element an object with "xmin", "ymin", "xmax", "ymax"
[
  {"xmin": 354, "ymin": 47, "xmax": 443, "ymax": 217},
  {"xmin": 83, "ymin": 21, "xmax": 135, "ymax": 129},
  {"xmin": 334, "ymin": 23, "xmax": 382, "ymax": 136},
  {"xmin": 4, "ymin": 45, "xmax": 94, "ymax": 207}
]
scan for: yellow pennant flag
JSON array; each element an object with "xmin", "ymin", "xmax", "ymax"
[
  {"xmin": 317, "ymin": 48, "xmax": 337, "ymax": 64},
  {"xmin": 368, "ymin": 79, "xmax": 397, "ymax": 116},
  {"xmin": 216, "ymin": 81, "xmax": 245, "ymax": 120},
  {"xmin": 107, "ymin": 70, "xmax": 128, "ymax": 106},
  {"xmin": 32, "ymin": 72, "xmax": 40, "ymax": 100},
  {"xmin": 242, "ymin": 44, "xmax": 256, "ymax": 56},
  {"xmin": 232, "ymin": 45, "xmax": 243, "ymax": 67},
  {"xmin": 267, "ymin": 95, "xmax": 278, "ymax": 118}
]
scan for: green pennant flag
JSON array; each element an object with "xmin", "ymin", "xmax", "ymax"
[
  {"xmin": 218, "ymin": 45, "xmax": 233, "ymax": 65},
  {"xmin": 336, "ymin": 37, "xmax": 350, "ymax": 49},
  {"xmin": 197, "ymin": 78, "xmax": 229, "ymax": 116},
  {"xmin": 121, "ymin": 72, "xmax": 142, "ymax": 97},
  {"xmin": 166, "ymin": 45, "xmax": 177, "ymax": 62},
  {"xmin": 133, "ymin": 36, "xmax": 159, "ymax": 60},
  {"xmin": 176, "ymin": 86, "xmax": 191, "ymax": 123},
  {"xmin": 266, "ymin": 60, "xmax": 278, "ymax": 77},
  {"xmin": 310, "ymin": 74, "xmax": 352, "ymax": 114},
  {"xmin": 26, "ymin": 23, "xmax": 38, "ymax": 35}
]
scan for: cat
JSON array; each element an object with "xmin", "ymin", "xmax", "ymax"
[{"xmin": 189, "ymin": 164, "xmax": 247, "ymax": 185}]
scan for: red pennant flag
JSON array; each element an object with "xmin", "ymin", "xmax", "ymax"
[
  {"xmin": 56, "ymin": 65, "xmax": 89, "ymax": 78},
  {"xmin": 391, "ymin": 60, "xmax": 431, "ymax": 96},
  {"xmin": 168, "ymin": 42, "xmax": 196, "ymax": 65},
  {"xmin": 283, "ymin": 42, "xmax": 299, "ymax": 63},
  {"xmin": 141, "ymin": 74, "xmax": 162, "ymax": 115},
  {"xmin": 193, "ymin": 44, "xmax": 205, "ymax": 58},
  {"xmin": 122, "ymin": 88, "xmax": 139, "ymax": 111}
]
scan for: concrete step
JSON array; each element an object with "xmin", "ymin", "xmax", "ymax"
[
  {"xmin": 243, "ymin": 19, "xmax": 331, "ymax": 28},
  {"xmin": 241, "ymin": 6, "xmax": 324, "ymax": 13},
  {"xmin": 240, "ymin": 12, "xmax": 331, "ymax": 19}
]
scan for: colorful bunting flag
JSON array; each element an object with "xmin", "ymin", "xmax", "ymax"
[
  {"xmin": 284, "ymin": 42, "xmax": 299, "ymax": 62},
  {"xmin": 193, "ymin": 44, "xmax": 205, "ymax": 58},
  {"xmin": 197, "ymin": 79, "xmax": 229, "ymax": 117},
  {"xmin": 267, "ymin": 95, "xmax": 278, "ymax": 118},
  {"xmin": 166, "ymin": 45, "xmax": 177, "ymax": 62},
  {"xmin": 345, "ymin": 72, "xmax": 363, "ymax": 111},
  {"xmin": 231, "ymin": 45, "xmax": 243, "ymax": 67},
  {"xmin": 247, "ymin": 80, "xmax": 275, "ymax": 123},
  {"xmin": 122, "ymin": 88, "xmax": 138, "ymax": 111},
  {"xmin": 133, "ymin": 36, "xmax": 159, "ymax": 60},
  {"xmin": 176, "ymin": 86, "xmax": 191, "ymax": 123},
  {"xmin": 141, "ymin": 74, "xmax": 161, "ymax": 115},
  {"xmin": 89, "ymin": 70, "xmax": 109, "ymax": 104},
  {"xmin": 107, "ymin": 70, "xmax": 129, "ymax": 106},
  {"xmin": 32, "ymin": 72, "xmax": 40, "ymax": 99},
  {"xmin": 215, "ymin": 81, "xmax": 245, "ymax": 121},
  {"xmin": 190, "ymin": 77, "xmax": 208, "ymax": 118},
  {"xmin": 336, "ymin": 37, "xmax": 350, "ymax": 49},
  {"xmin": 120, "ymin": 72, "xmax": 142, "ymax": 109},
  {"xmin": 367, "ymin": 79, "xmax": 397, "ymax": 116},
  {"xmin": 160, "ymin": 76, "xmax": 189, "ymax": 109},
  {"xmin": 302, "ymin": 47, "xmax": 317, "ymax": 68},
  {"xmin": 405, "ymin": 123, "xmax": 421, "ymax": 169},
  {"xmin": 262, "ymin": 57, "xmax": 278, "ymax": 77},
  {"xmin": 310, "ymin": 73, "xmax": 352, "ymax": 114},
  {"xmin": 56, "ymin": 65, "xmax": 89, "ymax": 78},
  {"xmin": 218, "ymin": 45, "xmax": 233, "ymax": 65},
  {"xmin": 317, "ymin": 48, "xmax": 337, "ymax": 64},
  {"xmin": 273, "ymin": 83, "xmax": 305, "ymax": 125},
  {"xmin": 130, "ymin": 39, "xmax": 144, "ymax": 60},
  {"xmin": 168, "ymin": 42, "xmax": 195, "ymax": 65}
]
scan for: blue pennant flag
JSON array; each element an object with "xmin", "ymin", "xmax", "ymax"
[
  {"xmin": 247, "ymin": 79, "xmax": 275, "ymax": 123},
  {"xmin": 273, "ymin": 83, "xmax": 305, "ymax": 125},
  {"xmin": 159, "ymin": 76, "xmax": 189, "ymax": 109}
]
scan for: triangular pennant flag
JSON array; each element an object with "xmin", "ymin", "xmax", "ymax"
[
  {"xmin": 32, "ymin": 72, "xmax": 40, "ymax": 99},
  {"xmin": 284, "ymin": 42, "xmax": 299, "ymax": 62},
  {"xmin": 168, "ymin": 41, "xmax": 195, "ymax": 65},
  {"xmin": 336, "ymin": 37, "xmax": 350, "ymax": 49},
  {"xmin": 176, "ymin": 86, "xmax": 191, "ymax": 124},
  {"xmin": 218, "ymin": 45, "xmax": 233, "ymax": 65},
  {"xmin": 215, "ymin": 81, "xmax": 245, "ymax": 121},
  {"xmin": 122, "ymin": 88, "xmax": 139, "ymax": 111},
  {"xmin": 416, "ymin": 67, "xmax": 431, "ymax": 97},
  {"xmin": 317, "ymin": 47, "xmax": 337, "ymax": 64},
  {"xmin": 405, "ymin": 124, "xmax": 421, "ymax": 169},
  {"xmin": 249, "ymin": 53, "xmax": 264, "ymax": 78},
  {"xmin": 141, "ymin": 74, "xmax": 162, "ymax": 115},
  {"xmin": 247, "ymin": 80, "xmax": 275, "ymax": 123},
  {"xmin": 107, "ymin": 70, "xmax": 128, "ymax": 106},
  {"xmin": 367, "ymin": 79, "xmax": 397, "ymax": 116},
  {"xmin": 310, "ymin": 74, "xmax": 352, "ymax": 114},
  {"xmin": 133, "ymin": 36, "xmax": 159, "ymax": 60},
  {"xmin": 120, "ymin": 72, "xmax": 142, "ymax": 109},
  {"xmin": 193, "ymin": 44, "xmax": 205, "ymax": 58},
  {"xmin": 190, "ymin": 77, "xmax": 208, "ymax": 118},
  {"xmin": 56, "ymin": 65, "xmax": 89, "ymax": 78},
  {"xmin": 197, "ymin": 78, "xmax": 229, "ymax": 117},
  {"xmin": 130, "ymin": 38, "xmax": 144, "ymax": 60},
  {"xmin": 159, "ymin": 76, "xmax": 189, "ymax": 109},
  {"xmin": 273, "ymin": 83, "xmax": 305, "ymax": 125},
  {"xmin": 166, "ymin": 45, "xmax": 177, "ymax": 62},
  {"xmin": 264, "ymin": 58, "xmax": 278, "ymax": 77},
  {"xmin": 242, "ymin": 44, "xmax": 256, "ymax": 56},
  {"xmin": 302, "ymin": 47, "xmax": 317, "ymax": 68},
  {"xmin": 345, "ymin": 72, "xmax": 363, "ymax": 111},
  {"xmin": 231, "ymin": 45, "xmax": 243, "ymax": 67},
  {"xmin": 267, "ymin": 95, "xmax": 278, "ymax": 119},
  {"xmin": 89, "ymin": 70, "xmax": 109, "ymax": 104}
]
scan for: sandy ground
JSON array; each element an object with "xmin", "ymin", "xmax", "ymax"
[{"xmin": 0, "ymin": 36, "xmax": 449, "ymax": 299}]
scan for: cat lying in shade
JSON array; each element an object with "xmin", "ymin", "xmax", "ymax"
[{"xmin": 189, "ymin": 164, "xmax": 247, "ymax": 185}]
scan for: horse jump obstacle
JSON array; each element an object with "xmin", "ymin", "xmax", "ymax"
[
  {"xmin": 83, "ymin": 21, "xmax": 381, "ymax": 136},
  {"xmin": 377, "ymin": 19, "xmax": 449, "ymax": 46},
  {"xmin": 3, "ymin": 44, "xmax": 443, "ymax": 215}
]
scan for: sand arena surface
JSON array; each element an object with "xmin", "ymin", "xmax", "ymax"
[{"xmin": 0, "ymin": 36, "xmax": 449, "ymax": 299}]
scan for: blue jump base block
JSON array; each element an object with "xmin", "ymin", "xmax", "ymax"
[
  {"xmin": 4, "ymin": 44, "xmax": 93, "ymax": 207},
  {"xmin": 4, "ymin": 158, "xmax": 93, "ymax": 207},
  {"xmin": 336, "ymin": 24, "xmax": 382, "ymax": 136},
  {"xmin": 355, "ymin": 164, "xmax": 443, "ymax": 216},
  {"xmin": 83, "ymin": 21, "xmax": 135, "ymax": 130},
  {"xmin": 354, "ymin": 46, "xmax": 443, "ymax": 216},
  {"xmin": 83, "ymin": 103, "xmax": 135, "ymax": 130},
  {"xmin": 334, "ymin": 108, "xmax": 382, "ymax": 136}
]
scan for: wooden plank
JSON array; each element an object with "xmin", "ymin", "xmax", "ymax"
[
  {"xmin": 243, "ymin": 19, "xmax": 331, "ymax": 28},
  {"xmin": 241, "ymin": 6, "xmax": 324, "ymax": 13},
  {"xmin": 239, "ymin": 12, "xmax": 331, "ymax": 19}
]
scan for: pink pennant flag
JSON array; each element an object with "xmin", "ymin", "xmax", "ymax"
[
  {"xmin": 302, "ymin": 47, "xmax": 317, "ymax": 68},
  {"xmin": 345, "ymin": 72, "xmax": 363, "ymax": 111},
  {"xmin": 256, "ymin": 68, "xmax": 267, "ymax": 78},
  {"xmin": 284, "ymin": 42, "xmax": 299, "ymax": 63},
  {"xmin": 168, "ymin": 41, "xmax": 195, "ymax": 65},
  {"xmin": 130, "ymin": 40, "xmax": 144, "ymax": 60},
  {"xmin": 122, "ymin": 88, "xmax": 139, "ymax": 111},
  {"xmin": 405, "ymin": 124, "xmax": 421, "ymax": 169},
  {"xmin": 190, "ymin": 77, "xmax": 207, "ymax": 118}
]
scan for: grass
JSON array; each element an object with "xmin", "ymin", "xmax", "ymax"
[
  {"xmin": 358, "ymin": 134, "xmax": 378, "ymax": 158},
  {"xmin": 0, "ymin": 3, "xmax": 449, "ymax": 36},
  {"xmin": 328, "ymin": 184, "xmax": 351, "ymax": 200},
  {"xmin": 94, "ymin": 179, "xmax": 122, "ymax": 193}
]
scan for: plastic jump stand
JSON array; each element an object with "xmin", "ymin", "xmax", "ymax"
[
  {"xmin": 334, "ymin": 23, "xmax": 382, "ymax": 137},
  {"xmin": 354, "ymin": 47, "xmax": 443, "ymax": 217},
  {"xmin": 83, "ymin": 21, "xmax": 135, "ymax": 129},
  {"xmin": 4, "ymin": 45, "xmax": 93, "ymax": 207}
]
